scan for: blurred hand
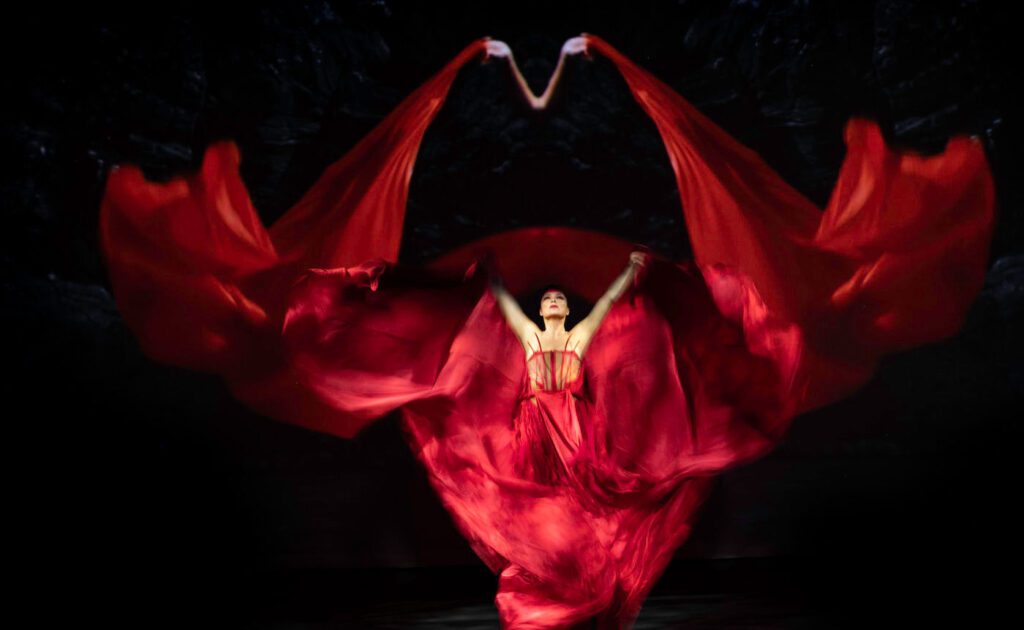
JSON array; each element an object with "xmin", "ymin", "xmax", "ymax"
[
  {"xmin": 561, "ymin": 36, "xmax": 588, "ymax": 56},
  {"xmin": 479, "ymin": 249, "xmax": 502, "ymax": 286},
  {"xmin": 629, "ymin": 251, "xmax": 649, "ymax": 268},
  {"xmin": 484, "ymin": 39, "xmax": 512, "ymax": 60}
]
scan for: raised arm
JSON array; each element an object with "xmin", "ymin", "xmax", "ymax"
[
  {"xmin": 484, "ymin": 36, "xmax": 588, "ymax": 110},
  {"xmin": 489, "ymin": 273, "xmax": 541, "ymax": 351},
  {"xmin": 571, "ymin": 251, "xmax": 648, "ymax": 353}
]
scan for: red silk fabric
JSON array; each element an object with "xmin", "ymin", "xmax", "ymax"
[{"xmin": 99, "ymin": 35, "xmax": 995, "ymax": 629}]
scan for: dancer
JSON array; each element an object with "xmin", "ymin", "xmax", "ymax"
[
  {"xmin": 99, "ymin": 34, "xmax": 995, "ymax": 629},
  {"xmin": 491, "ymin": 251, "xmax": 646, "ymax": 486}
]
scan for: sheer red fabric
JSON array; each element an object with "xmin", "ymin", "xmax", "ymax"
[{"xmin": 99, "ymin": 35, "xmax": 996, "ymax": 629}]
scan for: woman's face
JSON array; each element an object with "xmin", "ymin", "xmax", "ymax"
[{"xmin": 540, "ymin": 290, "xmax": 569, "ymax": 318}]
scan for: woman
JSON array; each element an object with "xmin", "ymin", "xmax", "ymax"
[
  {"xmin": 99, "ymin": 33, "xmax": 995, "ymax": 629},
  {"xmin": 490, "ymin": 251, "xmax": 647, "ymax": 486}
]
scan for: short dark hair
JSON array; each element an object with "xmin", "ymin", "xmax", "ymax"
[{"xmin": 537, "ymin": 284, "xmax": 568, "ymax": 303}]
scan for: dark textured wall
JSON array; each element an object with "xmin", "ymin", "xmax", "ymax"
[{"xmin": 4, "ymin": 0, "xmax": 1021, "ymax": 614}]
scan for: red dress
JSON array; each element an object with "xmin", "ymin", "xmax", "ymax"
[
  {"xmin": 513, "ymin": 332, "xmax": 585, "ymax": 486},
  {"xmin": 97, "ymin": 35, "xmax": 996, "ymax": 629}
]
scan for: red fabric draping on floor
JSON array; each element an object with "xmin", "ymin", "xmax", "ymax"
[{"xmin": 99, "ymin": 34, "xmax": 995, "ymax": 629}]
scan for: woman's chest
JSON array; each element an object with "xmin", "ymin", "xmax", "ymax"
[{"xmin": 526, "ymin": 350, "xmax": 584, "ymax": 392}]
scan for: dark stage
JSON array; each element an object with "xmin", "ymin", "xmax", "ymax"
[{"xmin": 4, "ymin": 1, "xmax": 1020, "ymax": 627}]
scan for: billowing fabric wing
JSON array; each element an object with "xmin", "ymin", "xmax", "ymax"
[
  {"xmin": 586, "ymin": 34, "xmax": 996, "ymax": 413},
  {"xmin": 580, "ymin": 257, "xmax": 802, "ymax": 498},
  {"xmin": 99, "ymin": 38, "xmax": 490, "ymax": 438}
]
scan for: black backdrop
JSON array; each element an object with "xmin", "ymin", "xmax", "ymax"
[{"xmin": 4, "ymin": 0, "xmax": 1021, "ymax": 625}]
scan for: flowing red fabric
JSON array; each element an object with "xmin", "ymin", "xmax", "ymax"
[{"xmin": 99, "ymin": 35, "xmax": 995, "ymax": 629}]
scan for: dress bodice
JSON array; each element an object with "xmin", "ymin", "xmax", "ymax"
[
  {"xmin": 525, "ymin": 332, "xmax": 584, "ymax": 395},
  {"xmin": 527, "ymin": 349, "xmax": 584, "ymax": 393}
]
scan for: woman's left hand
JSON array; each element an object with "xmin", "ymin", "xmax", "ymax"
[{"xmin": 484, "ymin": 39, "xmax": 513, "ymax": 60}]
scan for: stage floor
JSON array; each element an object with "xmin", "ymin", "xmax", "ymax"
[{"xmin": 234, "ymin": 558, "xmax": 869, "ymax": 629}]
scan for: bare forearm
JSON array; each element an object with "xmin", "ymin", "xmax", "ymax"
[
  {"xmin": 583, "ymin": 261, "xmax": 639, "ymax": 330},
  {"xmin": 506, "ymin": 52, "xmax": 567, "ymax": 110},
  {"xmin": 490, "ymin": 278, "xmax": 531, "ymax": 332},
  {"xmin": 597, "ymin": 262, "xmax": 638, "ymax": 308}
]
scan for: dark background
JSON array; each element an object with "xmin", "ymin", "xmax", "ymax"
[{"xmin": 4, "ymin": 0, "xmax": 1021, "ymax": 626}]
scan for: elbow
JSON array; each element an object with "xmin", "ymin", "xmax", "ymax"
[{"xmin": 527, "ymin": 96, "xmax": 548, "ymax": 111}]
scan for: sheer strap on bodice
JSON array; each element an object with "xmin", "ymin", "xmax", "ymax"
[{"xmin": 529, "ymin": 331, "xmax": 573, "ymax": 358}]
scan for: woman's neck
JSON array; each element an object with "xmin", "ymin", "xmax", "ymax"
[{"xmin": 541, "ymin": 317, "xmax": 568, "ymax": 336}]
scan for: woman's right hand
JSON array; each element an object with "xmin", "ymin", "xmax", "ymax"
[
  {"xmin": 629, "ymin": 251, "xmax": 649, "ymax": 268},
  {"xmin": 561, "ymin": 36, "xmax": 588, "ymax": 57},
  {"xmin": 479, "ymin": 249, "xmax": 503, "ymax": 287}
]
